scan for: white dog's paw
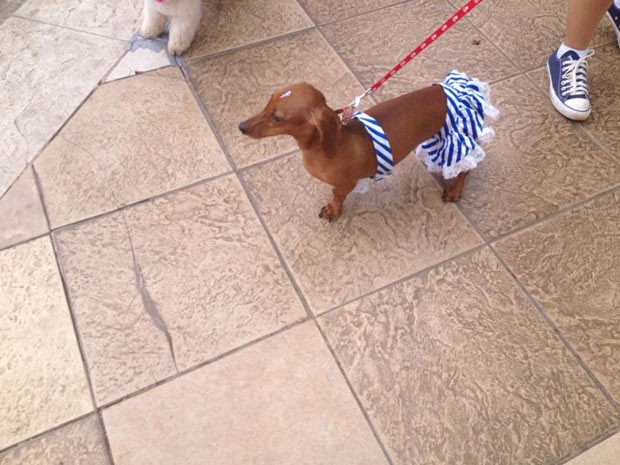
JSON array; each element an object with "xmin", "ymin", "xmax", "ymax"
[{"xmin": 167, "ymin": 33, "xmax": 193, "ymax": 55}]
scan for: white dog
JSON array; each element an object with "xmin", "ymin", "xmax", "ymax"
[{"xmin": 140, "ymin": 0, "xmax": 202, "ymax": 55}]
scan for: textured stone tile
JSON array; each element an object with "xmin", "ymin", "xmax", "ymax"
[
  {"xmin": 53, "ymin": 213, "xmax": 178, "ymax": 406},
  {"xmin": 0, "ymin": 167, "xmax": 47, "ymax": 250},
  {"xmin": 0, "ymin": 17, "xmax": 123, "ymax": 198},
  {"xmin": 566, "ymin": 432, "xmax": 620, "ymax": 465},
  {"xmin": 103, "ymin": 323, "xmax": 388, "ymax": 465},
  {"xmin": 321, "ymin": 0, "xmax": 517, "ymax": 100},
  {"xmin": 0, "ymin": 416, "xmax": 109, "ymax": 465},
  {"xmin": 319, "ymin": 247, "xmax": 619, "ymax": 465},
  {"xmin": 0, "ymin": 0, "xmax": 25, "ymax": 24},
  {"xmin": 458, "ymin": 74, "xmax": 620, "ymax": 240},
  {"xmin": 298, "ymin": 0, "xmax": 402, "ymax": 24},
  {"xmin": 494, "ymin": 191, "xmax": 620, "ymax": 402},
  {"xmin": 36, "ymin": 67, "xmax": 230, "ymax": 229},
  {"xmin": 55, "ymin": 176, "xmax": 305, "ymax": 404},
  {"xmin": 528, "ymin": 44, "xmax": 620, "ymax": 159},
  {"xmin": 467, "ymin": 0, "xmax": 616, "ymax": 71},
  {"xmin": 242, "ymin": 152, "xmax": 482, "ymax": 313},
  {"xmin": 0, "ymin": 237, "xmax": 92, "ymax": 450},
  {"xmin": 184, "ymin": 0, "xmax": 312, "ymax": 59},
  {"xmin": 16, "ymin": 0, "xmax": 141, "ymax": 40},
  {"xmin": 188, "ymin": 30, "xmax": 366, "ymax": 168}
]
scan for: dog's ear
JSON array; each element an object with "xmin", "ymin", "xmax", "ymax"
[{"xmin": 309, "ymin": 105, "xmax": 339, "ymax": 159}]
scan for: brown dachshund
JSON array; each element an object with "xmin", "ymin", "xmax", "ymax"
[{"xmin": 239, "ymin": 81, "xmax": 478, "ymax": 221}]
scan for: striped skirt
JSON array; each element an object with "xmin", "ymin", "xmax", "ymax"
[{"xmin": 416, "ymin": 70, "xmax": 499, "ymax": 179}]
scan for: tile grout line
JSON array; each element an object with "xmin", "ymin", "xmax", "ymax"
[
  {"xmin": 184, "ymin": 26, "xmax": 317, "ymax": 64},
  {"xmin": 94, "ymin": 317, "xmax": 311, "ymax": 411},
  {"xmin": 0, "ymin": 82, "xmax": 100, "ymax": 204},
  {"xmin": 311, "ymin": 319, "xmax": 396, "ymax": 465},
  {"xmin": 179, "ymin": 64, "xmax": 316, "ymax": 318},
  {"xmin": 10, "ymin": 13, "xmax": 134, "ymax": 43},
  {"xmin": 487, "ymin": 182, "xmax": 620, "ymax": 245},
  {"xmin": 26, "ymin": 169, "xmax": 235, "ymax": 241},
  {"xmin": 48, "ymin": 232, "xmax": 118, "ymax": 465},
  {"xmin": 32, "ymin": 164, "xmax": 118, "ymax": 465},
  {"xmin": 316, "ymin": 242, "xmax": 487, "ymax": 319},
  {"xmin": 0, "ymin": 412, "xmax": 98, "ymax": 457},
  {"xmin": 555, "ymin": 424, "xmax": 620, "ymax": 465},
  {"xmin": 489, "ymin": 245, "xmax": 620, "ymax": 416}
]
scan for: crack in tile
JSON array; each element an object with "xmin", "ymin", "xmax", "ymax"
[{"xmin": 122, "ymin": 215, "xmax": 178, "ymax": 372}]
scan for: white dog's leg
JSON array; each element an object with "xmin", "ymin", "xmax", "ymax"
[
  {"xmin": 168, "ymin": 0, "xmax": 202, "ymax": 55},
  {"xmin": 140, "ymin": 0, "xmax": 167, "ymax": 39}
]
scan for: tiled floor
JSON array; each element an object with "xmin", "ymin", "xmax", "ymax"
[{"xmin": 1, "ymin": 0, "xmax": 619, "ymax": 464}]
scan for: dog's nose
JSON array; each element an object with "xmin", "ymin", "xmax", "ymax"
[{"xmin": 238, "ymin": 121, "xmax": 248, "ymax": 134}]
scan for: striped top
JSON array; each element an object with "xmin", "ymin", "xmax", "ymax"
[{"xmin": 352, "ymin": 112, "xmax": 394, "ymax": 180}]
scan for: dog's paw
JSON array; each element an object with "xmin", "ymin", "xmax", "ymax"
[
  {"xmin": 442, "ymin": 188, "xmax": 461, "ymax": 203},
  {"xmin": 168, "ymin": 35, "xmax": 193, "ymax": 55},
  {"xmin": 318, "ymin": 203, "xmax": 341, "ymax": 222}
]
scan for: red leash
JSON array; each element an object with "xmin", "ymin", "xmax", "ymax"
[{"xmin": 339, "ymin": 0, "xmax": 484, "ymax": 124}]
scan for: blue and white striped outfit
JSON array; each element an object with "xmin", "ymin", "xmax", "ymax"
[
  {"xmin": 352, "ymin": 112, "xmax": 394, "ymax": 181},
  {"xmin": 416, "ymin": 70, "xmax": 498, "ymax": 179}
]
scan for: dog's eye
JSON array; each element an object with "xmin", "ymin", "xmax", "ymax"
[{"xmin": 271, "ymin": 113, "xmax": 282, "ymax": 123}]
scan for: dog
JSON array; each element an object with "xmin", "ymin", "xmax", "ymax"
[
  {"xmin": 239, "ymin": 71, "xmax": 497, "ymax": 221},
  {"xmin": 140, "ymin": 0, "xmax": 202, "ymax": 55}
]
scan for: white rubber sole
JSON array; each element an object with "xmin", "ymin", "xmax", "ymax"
[
  {"xmin": 606, "ymin": 11, "xmax": 620, "ymax": 47},
  {"xmin": 546, "ymin": 63, "xmax": 591, "ymax": 121}
]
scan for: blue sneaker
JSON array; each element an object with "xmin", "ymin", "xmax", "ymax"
[
  {"xmin": 607, "ymin": 2, "xmax": 620, "ymax": 47},
  {"xmin": 547, "ymin": 48, "xmax": 594, "ymax": 121}
]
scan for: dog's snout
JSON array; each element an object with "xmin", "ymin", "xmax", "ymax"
[{"xmin": 238, "ymin": 121, "xmax": 248, "ymax": 134}]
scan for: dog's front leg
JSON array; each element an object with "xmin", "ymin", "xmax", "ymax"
[
  {"xmin": 319, "ymin": 183, "xmax": 356, "ymax": 222},
  {"xmin": 140, "ymin": 0, "xmax": 166, "ymax": 39},
  {"xmin": 168, "ymin": 0, "xmax": 202, "ymax": 55}
]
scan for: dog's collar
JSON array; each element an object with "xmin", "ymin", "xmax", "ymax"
[{"xmin": 352, "ymin": 112, "xmax": 394, "ymax": 180}]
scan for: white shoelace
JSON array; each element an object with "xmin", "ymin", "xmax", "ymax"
[{"xmin": 560, "ymin": 49, "xmax": 594, "ymax": 98}]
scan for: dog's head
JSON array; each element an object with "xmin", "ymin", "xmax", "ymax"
[{"xmin": 238, "ymin": 83, "xmax": 340, "ymax": 158}]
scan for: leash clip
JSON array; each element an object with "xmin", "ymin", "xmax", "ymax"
[{"xmin": 339, "ymin": 90, "xmax": 371, "ymax": 125}]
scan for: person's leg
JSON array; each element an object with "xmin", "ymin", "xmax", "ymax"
[
  {"xmin": 564, "ymin": 0, "xmax": 612, "ymax": 49},
  {"xmin": 547, "ymin": 0, "xmax": 612, "ymax": 121}
]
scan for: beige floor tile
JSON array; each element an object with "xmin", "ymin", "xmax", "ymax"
[
  {"xmin": 36, "ymin": 67, "xmax": 230, "ymax": 229},
  {"xmin": 184, "ymin": 0, "xmax": 312, "ymax": 59},
  {"xmin": 0, "ymin": 167, "xmax": 47, "ymax": 250},
  {"xmin": 298, "ymin": 0, "xmax": 402, "ymax": 24},
  {"xmin": 458, "ymin": 74, "xmax": 620, "ymax": 240},
  {"xmin": 54, "ymin": 176, "xmax": 306, "ymax": 404},
  {"xmin": 0, "ymin": 416, "xmax": 109, "ymax": 465},
  {"xmin": 15, "ymin": 0, "xmax": 141, "ymax": 40},
  {"xmin": 0, "ymin": 237, "xmax": 92, "ymax": 451},
  {"xmin": 53, "ymin": 213, "xmax": 178, "ymax": 406},
  {"xmin": 188, "ymin": 30, "xmax": 366, "ymax": 168},
  {"xmin": 242, "ymin": 152, "xmax": 482, "ymax": 313},
  {"xmin": 319, "ymin": 247, "xmax": 619, "ymax": 465},
  {"xmin": 528, "ymin": 44, "xmax": 620, "ymax": 159},
  {"xmin": 467, "ymin": 0, "xmax": 616, "ymax": 71},
  {"xmin": 0, "ymin": 17, "xmax": 123, "ymax": 198},
  {"xmin": 0, "ymin": 0, "xmax": 25, "ymax": 24},
  {"xmin": 320, "ymin": 0, "xmax": 517, "ymax": 100},
  {"xmin": 494, "ymin": 190, "xmax": 620, "ymax": 403},
  {"xmin": 103, "ymin": 323, "xmax": 389, "ymax": 465},
  {"xmin": 566, "ymin": 431, "xmax": 620, "ymax": 465}
]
